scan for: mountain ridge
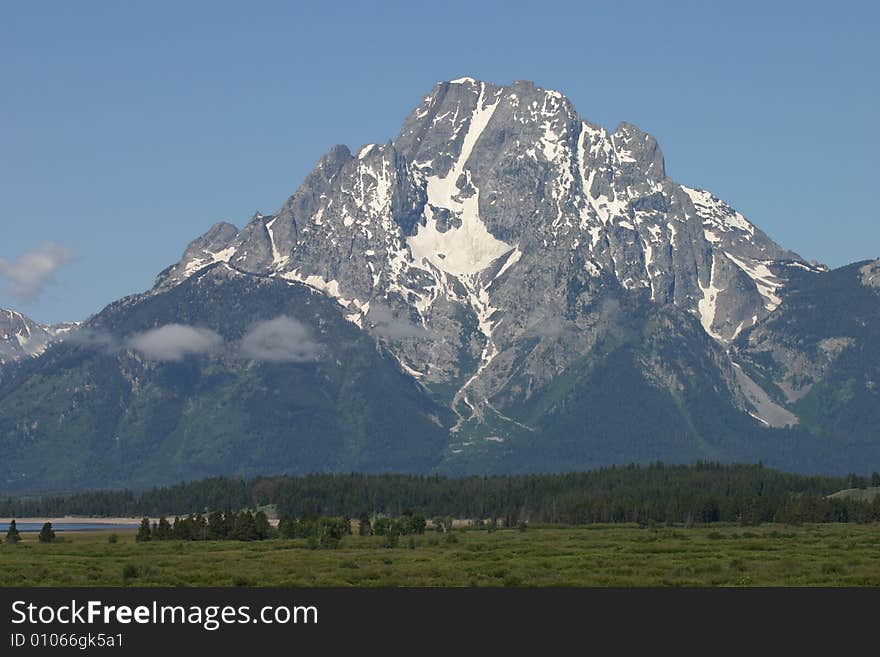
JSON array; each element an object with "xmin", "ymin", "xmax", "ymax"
[
  {"xmin": 0, "ymin": 78, "xmax": 875, "ymax": 492},
  {"xmin": 153, "ymin": 78, "xmax": 825, "ymax": 430}
]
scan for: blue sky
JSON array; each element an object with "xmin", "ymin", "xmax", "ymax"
[{"xmin": 2, "ymin": 1, "xmax": 877, "ymax": 324}]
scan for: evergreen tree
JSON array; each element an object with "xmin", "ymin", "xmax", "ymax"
[
  {"xmin": 194, "ymin": 513, "xmax": 208, "ymax": 540},
  {"xmin": 5, "ymin": 519, "xmax": 21, "ymax": 544},
  {"xmin": 317, "ymin": 518, "xmax": 345, "ymax": 548},
  {"xmin": 404, "ymin": 512, "xmax": 427, "ymax": 535},
  {"xmin": 358, "ymin": 512, "xmax": 372, "ymax": 536},
  {"xmin": 207, "ymin": 511, "xmax": 226, "ymax": 540},
  {"xmin": 136, "ymin": 517, "xmax": 152, "ymax": 542},
  {"xmin": 254, "ymin": 511, "xmax": 271, "ymax": 540},
  {"xmin": 38, "ymin": 522, "xmax": 56, "ymax": 543},
  {"xmin": 373, "ymin": 516, "xmax": 391, "ymax": 536},
  {"xmin": 232, "ymin": 510, "xmax": 258, "ymax": 541},
  {"xmin": 297, "ymin": 512, "xmax": 319, "ymax": 539},
  {"xmin": 222, "ymin": 511, "xmax": 237, "ymax": 538},
  {"xmin": 175, "ymin": 515, "xmax": 197, "ymax": 540},
  {"xmin": 154, "ymin": 517, "xmax": 172, "ymax": 540},
  {"xmin": 278, "ymin": 515, "xmax": 296, "ymax": 539}
]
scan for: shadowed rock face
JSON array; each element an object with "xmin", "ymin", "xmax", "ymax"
[
  {"xmin": 731, "ymin": 260, "xmax": 880, "ymax": 445},
  {"xmin": 158, "ymin": 78, "xmax": 820, "ymax": 426}
]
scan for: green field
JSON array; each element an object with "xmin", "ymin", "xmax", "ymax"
[{"xmin": 3, "ymin": 523, "xmax": 880, "ymax": 587}]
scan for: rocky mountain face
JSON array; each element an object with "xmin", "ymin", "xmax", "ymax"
[
  {"xmin": 0, "ymin": 309, "xmax": 72, "ymax": 366},
  {"xmin": 0, "ymin": 267, "xmax": 453, "ymax": 492},
  {"xmin": 156, "ymin": 79, "xmax": 821, "ymax": 426},
  {"xmin": 861, "ymin": 258, "xmax": 880, "ymax": 288},
  {"xmin": 731, "ymin": 259, "xmax": 880, "ymax": 469},
  {"xmin": 0, "ymin": 78, "xmax": 875, "ymax": 492}
]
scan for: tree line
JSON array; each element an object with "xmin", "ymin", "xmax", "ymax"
[
  {"xmin": 129, "ymin": 509, "xmax": 434, "ymax": 548},
  {"xmin": 2, "ymin": 463, "xmax": 880, "ymax": 526},
  {"xmin": 134, "ymin": 510, "xmax": 273, "ymax": 542}
]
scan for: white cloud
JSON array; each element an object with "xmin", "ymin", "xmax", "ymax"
[
  {"xmin": 240, "ymin": 316, "xmax": 322, "ymax": 362},
  {"xmin": 65, "ymin": 327, "xmax": 121, "ymax": 353},
  {"xmin": 0, "ymin": 243, "xmax": 75, "ymax": 303},
  {"xmin": 367, "ymin": 302, "xmax": 431, "ymax": 339},
  {"xmin": 128, "ymin": 324, "xmax": 222, "ymax": 361}
]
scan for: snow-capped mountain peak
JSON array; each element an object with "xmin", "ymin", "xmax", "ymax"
[
  {"xmin": 0, "ymin": 308, "xmax": 56, "ymax": 363},
  {"xmin": 155, "ymin": 78, "xmax": 827, "ymax": 431},
  {"xmin": 5, "ymin": 78, "xmax": 877, "ymax": 492}
]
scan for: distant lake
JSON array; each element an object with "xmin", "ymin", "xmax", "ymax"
[{"xmin": 1, "ymin": 522, "xmax": 134, "ymax": 532}]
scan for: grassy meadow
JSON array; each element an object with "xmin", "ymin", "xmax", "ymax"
[{"xmin": 2, "ymin": 523, "xmax": 880, "ymax": 587}]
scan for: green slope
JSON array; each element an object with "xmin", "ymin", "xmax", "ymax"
[{"xmin": 0, "ymin": 266, "xmax": 452, "ymax": 493}]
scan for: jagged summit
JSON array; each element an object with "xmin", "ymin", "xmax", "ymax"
[
  {"xmin": 169, "ymin": 78, "xmax": 813, "ymax": 342},
  {"xmin": 154, "ymin": 221, "xmax": 239, "ymax": 289},
  {"xmin": 150, "ymin": 77, "xmax": 825, "ymax": 433},
  {"xmin": 0, "ymin": 308, "xmax": 56, "ymax": 364}
]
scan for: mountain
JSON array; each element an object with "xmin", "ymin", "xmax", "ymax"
[
  {"xmin": 0, "ymin": 267, "xmax": 451, "ymax": 491},
  {"xmin": 0, "ymin": 308, "xmax": 53, "ymax": 365},
  {"xmin": 0, "ymin": 309, "xmax": 77, "ymax": 369},
  {"xmin": 0, "ymin": 78, "xmax": 876, "ymax": 493},
  {"xmin": 733, "ymin": 259, "xmax": 880, "ymax": 457}
]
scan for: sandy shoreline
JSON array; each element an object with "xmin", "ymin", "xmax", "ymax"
[
  {"xmin": 0, "ymin": 517, "xmax": 146, "ymax": 525},
  {"xmin": 1, "ymin": 516, "xmax": 282, "ymax": 527}
]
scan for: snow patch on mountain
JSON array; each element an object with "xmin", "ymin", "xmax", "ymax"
[
  {"xmin": 697, "ymin": 254, "xmax": 724, "ymax": 340},
  {"xmin": 182, "ymin": 246, "xmax": 237, "ymax": 277},
  {"xmin": 0, "ymin": 308, "xmax": 62, "ymax": 363},
  {"xmin": 409, "ymin": 82, "xmax": 515, "ymax": 276},
  {"xmin": 265, "ymin": 216, "xmax": 285, "ymax": 267},
  {"xmin": 279, "ymin": 270, "xmax": 363, "ymax": 313},
  {"xmin": 146, "ymin": 77, "xmax": 827, "ymax": 442},
  {"xmin": 725, "ymin": 252, "xmax": 783, "ymax": 311},
  {"xmin": 682, "ymin": 186, "xmax": 755, "ymax": 236}
]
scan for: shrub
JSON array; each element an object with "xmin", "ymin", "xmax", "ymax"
[{"xmin": 121, "ymin": 564, "xmax": 139, "ymax": 582}]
